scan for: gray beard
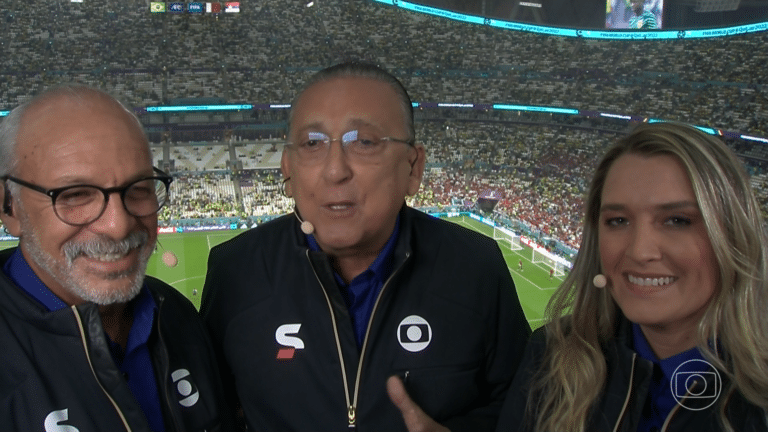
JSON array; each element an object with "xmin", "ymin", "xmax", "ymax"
[{"xmin": 20, "ymin": 214, "xmax": 153, "ymax": 305}]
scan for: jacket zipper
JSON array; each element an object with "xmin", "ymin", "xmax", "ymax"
[
  {"xmin": 660, "ymin": 402, "xmax": 683, "ymax": 432},
  {"xmin": 308, "ymin": 249, "xmax": 410, "ymax": 430},
  {"xmin": 613, "ymin": 352, "xmax": 637, "ymax": 432},
  {"xmin": 659, "ymin": 375, "xmax": 704, "ymax": 431},
  {"xmin": 71, "ymin": 305, "xmax": 133, "ymax": 432}
]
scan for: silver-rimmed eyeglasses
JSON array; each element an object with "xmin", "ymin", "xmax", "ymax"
[
  {"xmin": 286, "ymin": 129, "xmax": 414, "ymax": 164},
  {"xmin": 1, "ymin": 167, "xmax": 173, "ymax": 226}
]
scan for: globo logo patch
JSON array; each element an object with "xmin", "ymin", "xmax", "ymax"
[
  {"xmin": 397, "ymin": 315, "xmax": 432, "ymax": 352},
  {"xmin": 171, "ymin": 369, "xmax": 200, "ymax": 407}
]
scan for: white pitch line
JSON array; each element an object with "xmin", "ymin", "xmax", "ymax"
[
  {"xmin": 450, "ymin": 217, "xmax": 559, "ymax": 291},
  {"xmin": 206, "ymin": 232, "xmax": 234, "ymax": 250},
  {"xmin": 169, "ymin": 275, "xmax": 205, "ymax": 288},
  {"xmin": 506, "ymin": 264, "xmax": 558, "ymax": 291}
]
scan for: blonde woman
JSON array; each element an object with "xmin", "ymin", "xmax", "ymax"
[{"xmin": 497, "ymin": 122, "xmax": 768, "ymax": 432}]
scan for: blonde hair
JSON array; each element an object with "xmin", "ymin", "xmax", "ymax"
[{"xmin": 527, "ymin": 122, "xmax": 768, "ymax": 432}]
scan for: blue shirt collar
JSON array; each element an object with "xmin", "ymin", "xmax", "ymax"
[
  {"xmin": 632, "ymin": 322, "xmax": 705, "ymax": 378},
  {"xmin": 2, "ymin": 248, "xmax": 157, "ymax": 329},
  {"xmin": 3, "ymin": 248, "xmax": 68, "ymax": 311},
  {"xmin": 124, "ymin": 286, "xmax": 157, "ymax": 354},
  {"xmin": 305, "ymin": 215, "xmax": 400, "ymax": 286},
  {"xmin": 306, "ymin": 216, "xmax": 400, "ymax": 349},
  {"xmin": 632, "ymin": 322, "xmax": 707, "ymax": 432}
]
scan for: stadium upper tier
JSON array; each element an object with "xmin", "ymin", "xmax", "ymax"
[{"xmin": 1, "ymin": 0, "xmax": 767, "ymax": 138}]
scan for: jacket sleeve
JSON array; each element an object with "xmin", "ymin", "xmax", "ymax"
[
  {"xmin": 494, "ymin": 327, "xmax": 547, "ymax": 432},
  {"xmin": 200, "ymin": 244, "xmax": 247, "ymax": 431},
  {"xmin": 442, "ymin": 243, "xmax": 532, "ymax": 432}
]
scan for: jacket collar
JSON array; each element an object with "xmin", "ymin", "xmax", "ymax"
[
  {"xmin": 0, "ymin": 247, "xmax": 160, "ymax": 336},
  {"xmin": 597, "ymin": 313, "xmax": 653, "ymax": 432},
  {"xmin": 291, "ymin": 204, "xmax": 414, "ymax": 265},
  {"xmin": 0, "ymin": 248, "xmax": 87, "ymax": 332}
]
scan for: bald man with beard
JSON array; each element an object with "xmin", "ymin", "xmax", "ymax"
[{"xmin": 0, "ymin": 84, "xmax": 235, "ymax": 431}]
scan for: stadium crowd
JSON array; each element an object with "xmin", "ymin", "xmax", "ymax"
[
  {"xmin": 138, "ymin": 119, "xmax": 768, "ymax": 253},
  {"xmin": 2, "ymin": 0, "xmax": 767, "ymax": 137},
  {"xmin": 3, "ymin": 118, "xmax": 768, "ymax": 253}
]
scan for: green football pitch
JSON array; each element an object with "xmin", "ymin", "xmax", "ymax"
[{"xmin": 0, "ymin": 216, "xmax": 558, "ymax": 328}]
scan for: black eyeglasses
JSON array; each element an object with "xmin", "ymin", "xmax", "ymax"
[{"xmin": 1, "ymin": 167, "xmax": 173, "ymax": 226}]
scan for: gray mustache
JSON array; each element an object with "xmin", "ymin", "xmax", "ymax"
[{"xmin": 64, "ymin": 231, "xmax": 149, "ymax": 262}]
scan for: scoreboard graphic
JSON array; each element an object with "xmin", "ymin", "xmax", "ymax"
[{"xmin": 149, "ymin": 2, "xmax": 240, "ymax": 14}]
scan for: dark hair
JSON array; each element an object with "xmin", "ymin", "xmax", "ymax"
[{"xmin": 288, "ymin": 61, "xmax": 415, "ymax": 141}]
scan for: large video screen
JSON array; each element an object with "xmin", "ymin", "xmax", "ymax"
[{"xmin": 606, "ymin": 0, "xmax": 664, "ymax": 29}]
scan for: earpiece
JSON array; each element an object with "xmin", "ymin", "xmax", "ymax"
[
  {"xmin": 281, "ymin": 177, "xmax": 293, "ymax": 199},
  {"xmin": 593, "ymin": 274, "xmax": 607, "ymax": 289},
  {"xmin": 2, "ymin": 184, "xmax": 12, "ymax": 216}
]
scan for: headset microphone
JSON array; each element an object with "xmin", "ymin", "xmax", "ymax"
[
  {"xmin": 294, "ymin": 210, "xmax": 315, "ymax": 235},
  {"xmin": 301, "ymin": 220, "xmax": 315, "ymax": 235},
  {"xmin": 593, "ymin": 274, "xmax": 607, "ymax": 289}
]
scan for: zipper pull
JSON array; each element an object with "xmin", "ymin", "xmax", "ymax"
[{"xmin": 348, "ymin": 405, "xmax": 356, "ymax": 429}]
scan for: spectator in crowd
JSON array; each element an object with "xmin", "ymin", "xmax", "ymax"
[
  {"xmin": 0, "ymin": 84, "xmax": 234, "ymax": 431},
  {"xmin": 201, "ymin": 61, "xmax": 531, "ymax": 431},
  {"xmin": 496, "ymin": 122, "xmax": 768, "ymax": 431}
]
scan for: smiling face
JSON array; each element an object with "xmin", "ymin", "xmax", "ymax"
[
  {"xmin": 282, "ymin": 76, "xmax": 424, "ymax": 258},
  {"xmin": 4, "ymin": 92, "xmax": 157, "ymax": 306},
  {"xmin": 598, "ymin": 153, "xmax": 719, "ymax": 340}
]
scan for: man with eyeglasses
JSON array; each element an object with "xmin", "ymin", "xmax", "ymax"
[
  {"xmin": 0, "ymin": 85, "xmax": 234, "ymax": 431},
  {"xmin": 201, "ymin": 62, "xmax": 531, "ymax": 431}
]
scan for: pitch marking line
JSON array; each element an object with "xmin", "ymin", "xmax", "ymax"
[
  {"xmin": 206, "ymin": 232, "xmax": 234, "ymax": 251},
  {"xmin": 451, "ymin": 218, "xmax": 558, "ymax": 291},
  {"xmin": 506, "ymin": 264, "xmax": 558, "ymax": 291},
  {"xmin": 170, "ymin": 275, "xmax": 206, "ymax": 288}
]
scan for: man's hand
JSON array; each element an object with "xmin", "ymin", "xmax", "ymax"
[{"xmin": 386, "ymin": 376, "xmax": 451, "ymax": 432}]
